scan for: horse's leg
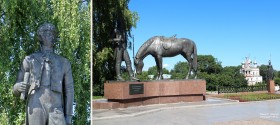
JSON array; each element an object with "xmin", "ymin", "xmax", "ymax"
[
  {"xmin": 154, "ymin": 56, "xmax": 160, "ymax": 80},
  {"xmin": 154, "ymin": 56, "xmax": 163, "ymax": 80},
  {"xmin": 158, "ymin": 56, "xmax": 163, "ymax": 80},
  {"xmin": 182, "ymin": 53, "xmax": 192, "ymax": 79}
]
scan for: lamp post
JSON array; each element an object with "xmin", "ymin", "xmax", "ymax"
[{"xmin": 132, "ymin": 35, "xmax": 136, "ymax": 77}]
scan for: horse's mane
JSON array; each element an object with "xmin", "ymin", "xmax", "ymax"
[
  {"xmin": 136, "ymin": 36, "xmax": 183, "ymax": 59},
  {"xmin": 135, "ymin": 36, "xmax": 160, "ymax": 59}
]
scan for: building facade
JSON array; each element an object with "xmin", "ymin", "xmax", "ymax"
[{"xmin": 240, "ymin": 57, "xmax": 263, "ymax": 85}]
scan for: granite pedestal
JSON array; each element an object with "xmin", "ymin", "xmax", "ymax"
[
  {"xmin": 93, "ymin": 79, "xmax": 206, "ymax": 109},
  {"xmin": 267, "ymin": 80, "xmax": 275, "ymax": 93}
]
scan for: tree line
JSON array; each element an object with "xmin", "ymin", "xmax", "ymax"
[
  {"xmin": 133, "ymin": 55, "xmax": 280, "ymax": 91},
  {"xmin": 133, "ymin": 55, "xmax": 247, "ymax": 91}
]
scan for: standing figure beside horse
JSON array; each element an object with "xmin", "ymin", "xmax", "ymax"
[
  {"xmin": 134, "ymin": 36, "xmax": 198, "ymax": 80},
  {"xmin": 111, "ymin": 27, "xmax": 138, "ymax": 81}
]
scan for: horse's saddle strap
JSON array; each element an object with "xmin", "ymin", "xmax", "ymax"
[{"xmin": 162, "ymin": 40, "xmax": 172, "ymax": 50}]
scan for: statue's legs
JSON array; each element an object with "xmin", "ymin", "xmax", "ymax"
[
  {"xmin": 27, "ymin": 107, "xmax": 45, "ymax": 125},
  {"xmin": 123, "ymin": 50, "xmax": 139, "ymax": 81},
  {"xmin": 115, "ymin": 47, "xmax": 124, "ymax": 81},
  {"xmin": 182, "ymin": 53, "xmax": 192, "ymax": 79},
  {"xmin": 27, "ymin": 86, "xmax": 65, "ymax": 125},
  {"xmin": 154, "ymin": 56, "xmax": 163, "ymax": 80}
]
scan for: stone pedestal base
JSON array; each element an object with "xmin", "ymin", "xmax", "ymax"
[
  {"xmin": 93, "ymin": 79, "xmax": 206, "ymax": 109},
  {"xmin": 267, "ymin": 80, "xmax": 275, "ymax": 93}
]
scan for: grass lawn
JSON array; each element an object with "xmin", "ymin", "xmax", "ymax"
[
  {"xmin": 222, "ymin": 93, "xmax": 280, "ymax": 102},
  {"xmin": 93, "ymin": 96, "xmax": 103, "ymax": 99}
]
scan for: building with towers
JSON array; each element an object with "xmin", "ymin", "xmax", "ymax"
[{"xmin": 240, "ymin": 57, "xmax": 263, "ymax": 85}]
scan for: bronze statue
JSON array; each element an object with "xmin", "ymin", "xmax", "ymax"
[
  {"xmin": 112, "ymin": 28, "xmax": 138, "ymax": 81},
  {"xmin": 134, "ymin": 36, "xmax": 198, "ymax": 80},
  {"xmin": 13, "ymin": 23, "xmax": 74, "ymax": 125},
  {"xmin": 267, "ymin": 60, "xmax": 274, "ymax": 81}
]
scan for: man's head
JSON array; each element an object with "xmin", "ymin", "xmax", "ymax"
[{"xmin": 37, "ymin": 23, "xmax": 57, "ymax": 47}]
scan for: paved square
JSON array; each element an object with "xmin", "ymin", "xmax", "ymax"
[{"xmin": 92, "ymin": 97, "xmax": 280, "ymax": 125}]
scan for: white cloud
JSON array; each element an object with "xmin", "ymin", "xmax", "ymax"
[{"xmin": 163, "ymin": 64, "xmax": 170, "ymax": 68}]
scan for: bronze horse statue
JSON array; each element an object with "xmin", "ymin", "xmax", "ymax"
[{"xmin": 134, "ymin": 36, "xmax": 197, "ymax": 80}]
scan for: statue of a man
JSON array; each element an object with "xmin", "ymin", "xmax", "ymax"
[
  {"xmin": 112, "ymin": 28, "xmax": 138, "ymax": 81},
  {"xmin": 267, "ymin": 60, "xmax": 274, "ymax": 81},
  {"xmin": 13, "ymin": 23, "xmax": 74, "ymax": 125}
]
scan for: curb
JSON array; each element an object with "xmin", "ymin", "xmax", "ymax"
[
  {"xmin": 92, "ymin": 98, "xmax": 239, "ymax": 121},
  {"xmin": 236, "ymin": 98, "xmax": 280, "ymax": 104}
]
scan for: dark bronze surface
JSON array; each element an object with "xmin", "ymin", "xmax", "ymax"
[
  {"xmin": 134, "ymin": 36, "xmax": 198, "ymax": 80},
  {"xmin": 267, "ymin": 60, "xmax": 274, "ymax": 81},
  {"xmin": 111, "ymin": 28, "xmax": 138, "ymax": 81},
  {"xmin": 13, "ymin": 23, "xmax": 74, "ymax": 125}
]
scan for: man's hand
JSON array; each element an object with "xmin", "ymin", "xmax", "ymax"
[
  {"xmin": 66, "ymin": 115, "xmax": 72, "ymax": 125},
  {"xmin": 14, "ymin": 82, "xmax": 28, "ymax": 93}
]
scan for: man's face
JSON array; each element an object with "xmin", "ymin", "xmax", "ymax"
[{"xmin": 41, "ymin": 30, "xmax": 56, "ymax": 47}]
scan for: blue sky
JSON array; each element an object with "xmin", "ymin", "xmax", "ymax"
[{"xmin": 127, "ymin": 0, "xmax": 280, "ymax": 71}]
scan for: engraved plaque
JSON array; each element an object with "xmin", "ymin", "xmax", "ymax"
[{"xmin": 129, "ymin": 83, "xmax": 144, "ymax": 95}]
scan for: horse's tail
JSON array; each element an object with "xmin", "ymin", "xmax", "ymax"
[{"xmin": 192, "ymin": 42, "xmax": 198, "ymax": 73}]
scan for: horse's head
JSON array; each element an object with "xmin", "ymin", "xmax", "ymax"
[{"xmin": 134, "ymin": 57, "xmax": 144, "ymax": 74}]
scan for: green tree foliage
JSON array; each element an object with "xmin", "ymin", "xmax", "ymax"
[
  {"xmin": 137, "ymin": 71, "xmax": 149, "ymax": 81},
  {"xmin": 170, "ymin": 55, "xmax": 247, "ymax": 91},
  {"xmin": 220, "ymin": 66, "xmax": 247, "ymax": 87},
  {"xmin": 170, "ymin": 61, "xmax": 189, "ymax": 79},
  {"xmin": 148, "ymin": 66, "xmax": 169, "ymax": 75},
  {"xmin": 276, "ymin": 71, "xmax": 280, "ymax": 78},
  {"xmin": 196, "ymin": 55, "xmax": 247, "ymax": 90},
  {"xmin": 274, "ymin": 77, "xmax": 280, "ymax": 85},
  {"xmin": 197, "ymin": 55, "xmax": 222, "ymax": 74},
  {"xmin": 259, "ymin": 64, "xmax": 268, "ymax": 82},
  {"xmin": 198, "ymin": 72, "xmax": 219, "ymax": 90},
  {"xmin": 120, "ymin": 65, "xmax": 132, "ymax": 80},
  {"xmin": 147, "ymin": 66, "xmax": 169, "ymax": 79},
  {"xmin": 0, "ymin": 1, "xmax": 90, "ymax": 124},
  {"xmin": 93, "ymin": 0, "xmax": 139, "ymax": 95},
  {"xmin": 198, "ymin": 66, "xmax": 247, "ymax": 91},
  {"xmin": 273, "ymin": 70, "xmax": 280, "ymax": 85},
  {"xmin": 147, "ymin": 66, "xmax": 157, "ymax": 75}
]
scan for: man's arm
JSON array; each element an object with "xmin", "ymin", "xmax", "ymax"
[
  {"xmin": 64, "ymin": 60, "xmax": 74, "ymax": 125},
  {"xmin": 13, "ymin": 57, "xmax": 30, "ymax": 97},
  {"xmin": 113, "ymin": 35, "xmax": 123, "ymax": 41},
  {"xmin": 109, "ymin": 34, "xmax": 123, "ymax": 43}
]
